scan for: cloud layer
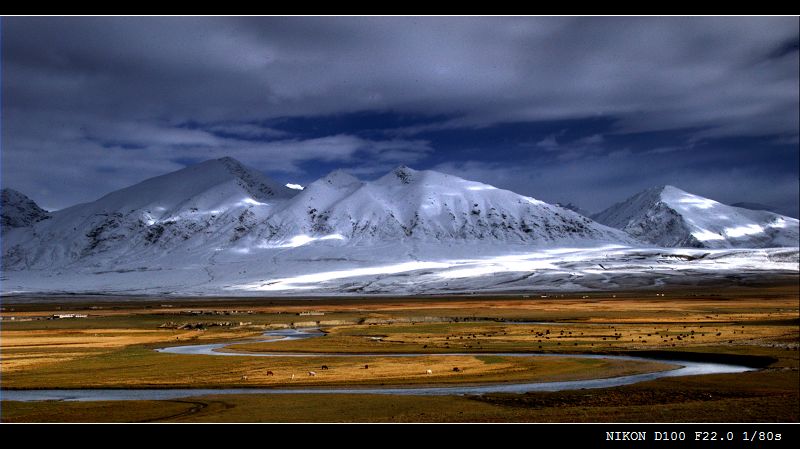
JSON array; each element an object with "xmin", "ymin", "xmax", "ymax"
[{"xmin": 2, "ymin": 17, "xmax": 798, "ymax": 215}]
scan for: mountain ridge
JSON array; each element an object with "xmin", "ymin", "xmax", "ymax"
[
  {"xmin": 3, "ymin": 158, "xmax": 636, "ymax": 270},
  {"xmin": 1, "ymin": 188, "xmax": 52, "ymax": 230}
]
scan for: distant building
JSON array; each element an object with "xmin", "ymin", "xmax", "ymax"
[
  {"xmin": 297, "ymin": 311, "xmax": 325, "ymax": 316},
  {"xmin": 52, "ymin": 313, "xmax": 88, "ymax": 319}
]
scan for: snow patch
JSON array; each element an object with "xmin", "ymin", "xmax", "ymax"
[
  {"xmin": 259, "ymin": 234, "xmax": 347, "ymax": 249},
  {"xmin": 467, "ymin": 185, "xmax": 498, "ymax": 191},
  {"xmin": 676, "ymin": 195, "xmax": 718, "ymax": 209},
  {"xmin": 724, "ymin": 224, "xmax": 764, "ymax": 238},
  {"xmin": 438, "ymin": 258, "xmax": 557, "ymax": 279},
  {"xmin": 238, "ymin": 198, "xmax": 269, "ymax": 207},
  {"xmin": 692, "ymin": 229, "xmax": 725, "ymax": 241},
  {"xmin": 769, "ymin": 218, "xmax": 787, "ymax": 229},
  {"xmin": 234, "ymin": 260, "xmax": 452, "ymax": 291}
]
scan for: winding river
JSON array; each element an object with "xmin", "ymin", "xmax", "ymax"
[{"xmin": 1, "ymin": 328, "xmax": 756, "ymax": 402}]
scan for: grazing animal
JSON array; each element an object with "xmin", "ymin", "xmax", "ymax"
[
  {"xmin": 241, "ymin": 375, "xmax": 248, "ymax": 381},
  {"xmin": 308, "ymin": 371, "xmax": 317, "ymax": 376},
  {"xmin": 452, "ymin": 367, "xmax": 461, "ymax": 372},
  {"xmin": 321, "ymin": 365, "xmax": 329, "ymax": 370},
  {"xmin": 364, "ymin": 364, "xmax": 369, "ymax": 369},
  {"xmin": 426, "ymin": 369, "xmax": 432, "ymax": 375},
  {"xmin": 266, "ymin": 371, "xmax": 274, "ymax": 376}
]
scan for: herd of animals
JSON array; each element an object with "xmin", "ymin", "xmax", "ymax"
[{"xmin": 239, "ymin": 365, "xmax": 462, "ymax": 381}]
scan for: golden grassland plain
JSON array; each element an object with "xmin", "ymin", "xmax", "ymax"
[{"xmin": 1, "ymin": 284, "xmax": 798, "ymax": 422}]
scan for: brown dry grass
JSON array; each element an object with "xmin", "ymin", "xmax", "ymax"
[{"xmin": 0, "ymin": 328, "xmax": 255, "ymax": 372}]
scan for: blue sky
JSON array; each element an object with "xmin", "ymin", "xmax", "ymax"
[{"xmin": 2, "ymin": 17, "xmax": 798, "ymax": 216}]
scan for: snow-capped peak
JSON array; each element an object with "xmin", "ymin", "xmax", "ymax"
[
  {"xmin": 593, "ymin": 185, "xmax": 799, "ymax": 248},
  {"xmin": 78, "ymin": 157, "xmax": 296, "ymax": 216},
  {"xmin": 377, "ymin": 165, "xmax": 419, "ymax": 185},
  {"xmin": 659, "ymin": 185, "xmax": 724, "ymax": 213},
  {"xmin": 374, "ymin": 166, "xmax": 476, "ymax": 190},
  {"xmin": 208, "ymin": 157, "xmax": 297, "ymax": 201}
]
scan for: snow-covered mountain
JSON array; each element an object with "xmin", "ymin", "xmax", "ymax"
[
  {"xmin": 1, "ymin": 188, "xmax": 51, "ymax": 230},
  {"xmin": 592, "ymin": 185, "xmax": 799, "ymax": 249},
  {"xmin": 3, "ymin": 162, "xmax": 797, "ymax": 296},
  {"xmin": 2, "ymin": 157, "xmax": 298, "ymax": 269},
  {"xmin": 251, "ymin": 166, "xmax": 634, "ymax": 247}
]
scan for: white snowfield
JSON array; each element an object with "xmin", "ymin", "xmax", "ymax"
[{"xmin": 1, "ymin": 158, "xmax": 797, "ymax": 296}]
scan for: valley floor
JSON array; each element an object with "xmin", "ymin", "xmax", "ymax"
[{"xmin": 1, "ymin": 283, "xmax": 797, "ymax": 422}]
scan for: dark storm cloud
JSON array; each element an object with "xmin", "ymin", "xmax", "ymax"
[
  {"xmin": 766, "ymin": 35, "xmax": 800, "ymax": 60},
  {"xmin": 2, "ymin": 16, "xmax": 798, "ymax": 214}
]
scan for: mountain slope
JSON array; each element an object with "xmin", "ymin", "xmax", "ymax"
[
  {"xmin": 592, "ymin": 185, "xmax": 799, "ymax": 248},
  {"xmin": 1, "ymin": 189, "xmax": 51, "ymax": 230}
]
